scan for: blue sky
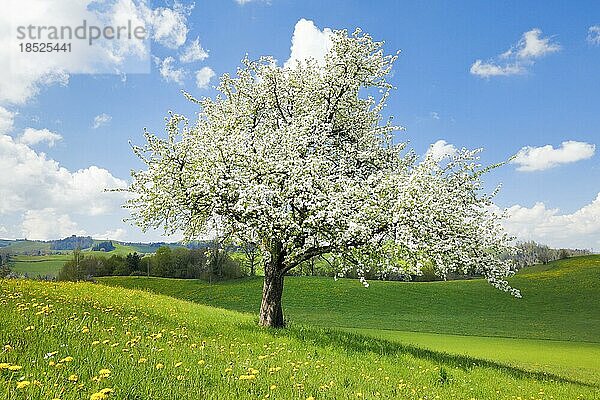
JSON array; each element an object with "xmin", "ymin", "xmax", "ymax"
[{"xmin": 1, "ymin": 0, "xmax": 599, "ymax": 248}]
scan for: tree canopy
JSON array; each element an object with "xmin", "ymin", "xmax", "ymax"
[{"xmin": 126, "ymin": 28, "xmax": 519, "ymax": 327}]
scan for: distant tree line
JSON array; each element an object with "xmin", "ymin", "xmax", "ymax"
[
  {"xmin": 51, "ymin": 235, "xmax": 94, "ymax": 251},
  {"xmin": 58, "ymin": 246, "xmax": 245, "ymax": 281},
  {"xmin": 285, "ymin": 241, "xmax": 593, "ymax": 282},
  {"xmin": 511, "ymin": 241, "xmax": 591, "ymax": 268},
  {"xmin": 91, "ymin": 241, "xmax": 116, "ymax": 252}
]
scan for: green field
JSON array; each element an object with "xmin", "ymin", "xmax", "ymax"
[
  {"xmin": 8, "ymin": 244, "xmax": 152, "ymax": 278},
  {"xmin": 87, "ymin": 243, "xmax": 146, "ymax": 257},
  {"xmin": 1, "ymin": 279, "xmax": 598, "ymax": 400},
  {"xmin": 1, "ymin": 241, "xmax": 52, "ymax": 255},
  {"xmin": 99, "ymin": 255, "xmax": 600, "ymax": 386},
  {"xmin": 11, "ymin": 255, "xmax": 72, "ymax": 278}
]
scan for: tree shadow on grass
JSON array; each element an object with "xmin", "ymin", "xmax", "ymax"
[{"xmin": 241, "ymin": 324, "xmax": 598, "ymax": 388}]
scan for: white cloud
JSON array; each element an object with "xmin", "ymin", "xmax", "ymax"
[
  {"xmin": 157, "ymin": 56, "xmax": 186, "ymax": 84},
  {"xmin": 195, "ymin": 67, "xmax": 215, "ymax": 89},
  {"xmin": 145, "ymin": 1, "xmax": 191, "ymax": 49},
  {"xmin": 425, "ymin": 140, "xmax": 458, "ymax": 161},
  {"xmin": 512, "ymin": 29, "xmax": 561, "ymax": 59},
  {"xmin": 470, "ymin": 60, "xmax": 524, "ymax": 78},
  {"xmin": 284, "ymin": 19, "xmax": 333, "ymax": 69},
  {"xmin": 0, "ymin": 134, "xmax": 127, "ymax": 216},
  {"xmin": 21, "ymin": 208, "xmax": 86, "ymax": 241},
  {"xmin": 500, "ymin": 193, "xmax": 600, "ymax": 249},
  {"xmin": 471, "ymin": 28, "xmax": 560, "ymax": 78},
  {"xmin": 92, "ymin": 113, "xmax": 112, "ymax": 129},
  {"xmin": 19, "ymin": 128, "xmax": 62, "ymax": 147},
  {"xmin": 430, "ymin": 112, "xmax": 440, "ymax": 120},
  {"xmin": 0, "ymin": 0, "xmax": 193, "ymax": 105},
  {"xmin": 588, "ymin": 25, "xmax": 600, "ymax": 46},
  {"xmin": 180, "ymin": 37, "xmax": 209, "ymax": 63},
  {"xmin": 0, "ymin": 106, "xmax": 15, "ymax": 133},
  {"xmin": 511, "ymin": 141, "xmax": 595, "ymax": 172},
  {"xmin": 94, "ymin": 227, "xmax": 127, "ymax": 240}
]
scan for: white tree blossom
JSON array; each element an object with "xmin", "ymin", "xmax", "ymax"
[{"xmin": 126, "ymin": 29, "xmax": 520, "ymax": 327}]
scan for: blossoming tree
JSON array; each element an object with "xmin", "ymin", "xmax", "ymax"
[{"xmin": 126, "ymin": 29, "xmax": 519, "ymax": 328}]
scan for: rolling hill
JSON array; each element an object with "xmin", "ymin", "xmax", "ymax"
[
  {"xmin": 1, "ymin": 279, "xmax": 597, "ymax": 399},
  {"xmin": 99, "ymin": 255, "xmax": 600, "ymax": 385}
]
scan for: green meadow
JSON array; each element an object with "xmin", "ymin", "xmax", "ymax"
[
  {"xmin": 8, "ymin": 244, "xmax": 149, "ymax": 278},
  {"xmin": 11, "ymin": 255, "xmax": 72, "ymax": 278},
  {"xmin": 99, "ymin": 255, "xmax": 600, "ymax": 387},
  {"xmin": 0, "ymin": 256, "xmax": 598, "ymax": 398},
  {"xmin": 1, "ymin": 279, "xmax": 598, "ymax": 400}
]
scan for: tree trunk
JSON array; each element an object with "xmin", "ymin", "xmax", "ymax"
[{"xmin": 259, "ymin": 269, "xmax": 285, "ymax": 327}]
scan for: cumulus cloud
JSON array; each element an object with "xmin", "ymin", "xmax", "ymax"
[
  {"xmin": 0, "ymin": 106, "xmax": 15, "ymax": 133},
  {"xmin": 511, "ymin": 141, "xmax": 595, "ymax": 172},
  {"xmin": 92, "ymin": 113, "xmax": 112, "ymax": 129},
  {"xmin": 21, "ymin": 208, "xmax": 86, "ymax": 240},
  {"xmin": 500, "ymin": 193, "xmax": 600, "ymax": 249},
  {"xmin": 588, "ymin": 25, "xmax": 600, "ymax": 46},
  {"xmin": 425, "ymin": 140, "xmax": 458, "ymax": 161},
  {"xmin": 0, "ymin": 0, "xmax": 193, "ymax": 105},
  {"xmin": 470, "ymin": 28, "xmax": 560, "ymax": 78},
  {"xmin": 145, "ymin": 1, "xmax": 191, "ymax": 49},
  {"xmin": 94, "ymin": 227, "xmax": 127, "ymax": 240},
  {"xmin": 0, "ymin": 134, "xmax": 127, "ymax": 216},
  {"xmin": 195, "ymin": 67, "xmax": 215, "ymax": 89},
  {"xmin": 180, "ymin": 37, "xmax": 209, "ymax": 63},
  {"xmin": 157, "ymin": 56, "xmax": 186, "ymax": 84},
  {"xmin": 18, "ymin": 128, "xmax": 62, "ymax": 147},
  {"xmin": 284, "ymin": 19, "xmax": 333, "ymax": 69}
]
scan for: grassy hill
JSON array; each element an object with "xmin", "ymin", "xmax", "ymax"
[
  {"xmin": 100, "ymin": 255, "xmax": 600, "ymax": 342},
  {"xmin": 1, "ymin": 279, "xmax": 598, "ymax": 400},
  {"xmin": 8, "ymin": 244, "xmax": 151, "ymax": 278},
  {"xmin": 99, "ymin": 255, "xmax": 600, "ymax": 385},
  {"xmin": 1, "ymin": 240, "xmax": 53, "ymax": 254},
  {"xmin": 11, "ymin": 254, "xmax": 72, "ymax": 278},
  {"xmin": 87, "ymin": 243, "xmax": 145, "ymax": 257}
]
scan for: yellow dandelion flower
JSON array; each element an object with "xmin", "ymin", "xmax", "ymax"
[
  {"xmin": 90, "ymin": 393, "xmax": 107, "ymax": 400},
  {"xmin": 59, "ymin": 356, "xmax": 73, "ymax": 363},
  {"xmin": 4, "ymin": 344, "xmax": 13, "ymax": 351},
  {"xmin": 99, "ymin": 388, "xmax": 113, "ymax": 394},
  {"xmin": 16, "ymin": 380, "xmax": 30, "ymax": 389},
  {"xmin": 99, "ymin": 369, "xmax": 111, "ymax": 378},
  {"xmin": 239, "ymin": 374, "xmax": 256, "ymax": 380},
  {"xmin": 197, "ymin": 360, "xmax": 205, "ymax": 365},
  {"xmin": 270, "ymin": 384, "xmax": 277, "ymax": 390},
  {"xmin": 0, "ymin": 363, "xmax": 10, "ymax": 370},
  {"xmin": 138, "ymin": 358, "xmax": 147, "ymax": 364},
  {"xmin": 174, "ymin": 362, "xmax": 183, "ymax": 368},
  {"xmin": 8, "ymin": 365, "xmax": 22, "ymax": 371},
  {"xmin": 224, "ymin": 367, "xmax": 232, "ymax": 373},
  {"xmin": 307, "ymin": 397, "xmax": 315, "ymax": 400},
  {"xmin": 155, "ymin": 363, "xmax": 164, "ymax": 370},
  {"xmin": 92, "ymin": 341, "xmax": 100, "ymax": 346}
]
